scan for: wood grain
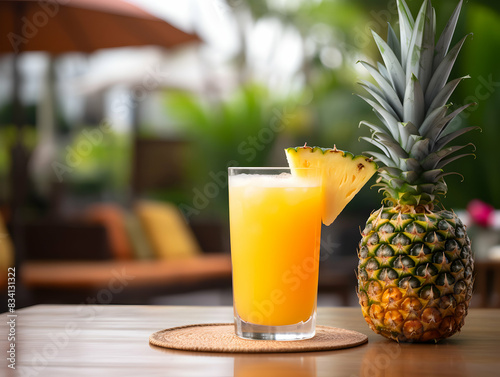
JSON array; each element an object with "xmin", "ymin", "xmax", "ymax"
[{"xmin": 2, "ymin": 305, "xmax": 499, "ymax": 376}]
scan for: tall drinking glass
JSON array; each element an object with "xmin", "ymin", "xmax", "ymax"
[{"xmin": 228, "ymin": 167, "xmax": 322, "ymax": 340}]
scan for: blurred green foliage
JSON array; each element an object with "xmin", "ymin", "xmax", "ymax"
[
  {"xmin": 445, "ymin": 2, "xmax": 500, "ymax": 209},
  {"xmin": 1, "ymin": 0, "xmax": 498, "ymax": 217},
  {"xmin": 167, "ymin": 0, "xmax": 500, "ymax": 217},
  {"xmin": 165, "ymin": 84, "xmax": 275, "ymax": 173},
  {"xmin": 61, "ymin": 127, "xmax": 131, "ymax": 195},
  {"xmin": 163, "ymin": 84, "xmax": 298, "ymax": 218}
]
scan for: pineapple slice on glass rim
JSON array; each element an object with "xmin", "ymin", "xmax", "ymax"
[{"xmin": 285, "ymin": 144, "xmax": 377, "ymax": 226}]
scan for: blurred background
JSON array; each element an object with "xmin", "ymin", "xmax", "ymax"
[{"xmin": 1, "ymin": 0, "xmax": 499, "ymax": 311}]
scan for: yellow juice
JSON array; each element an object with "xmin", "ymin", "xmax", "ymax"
[{"xmin": 229, "ymin": 173, "xmax": 322, "ymax": 326}]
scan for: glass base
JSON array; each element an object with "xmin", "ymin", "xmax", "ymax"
[{"xmin": 234, "ymin": 312, "xmax": 316, "ymax": 341}]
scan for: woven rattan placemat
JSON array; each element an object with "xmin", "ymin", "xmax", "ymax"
[{"xmin": 149, "ymin": 323, "xmax": 368, "ymax": 353}]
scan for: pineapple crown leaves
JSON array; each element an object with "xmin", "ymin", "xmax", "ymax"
[{"xmin": 357, "ymin": 0, "xmax": 480, "ymax": 207}]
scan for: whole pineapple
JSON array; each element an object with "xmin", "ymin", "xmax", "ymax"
[{"xmin": 357, "ymin": 0, "xmax": 477, "ymax": 342}]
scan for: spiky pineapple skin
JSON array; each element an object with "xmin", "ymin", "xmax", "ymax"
[{"xmin": 357, "ymin": 206, "xmax": 473, "ymax": 342}]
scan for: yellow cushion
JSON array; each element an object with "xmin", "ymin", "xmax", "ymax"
[{"xmin": 135, "ymin": 201, "xmax": 201, "ymax": 259}]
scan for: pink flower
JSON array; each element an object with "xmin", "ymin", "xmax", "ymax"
[{"xmin": 467, "ymin": 199, "xmax": 495, "ymax": 228}]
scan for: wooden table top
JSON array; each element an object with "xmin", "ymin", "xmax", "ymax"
[{"xmin": 3, "ymin": 305, "xmax": 500, "ymax": 376}]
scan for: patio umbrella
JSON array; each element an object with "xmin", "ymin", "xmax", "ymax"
[
  {"xmin": 0, "ymin": 0, "xmax": 201, "ymax": 253},
  {"xmin": 0, "ymin": 0, "xmax": 200, "ymax": 54},
  {"xmin": 0, "ymin": 0, "xmax": 201, "ymax": 129}
]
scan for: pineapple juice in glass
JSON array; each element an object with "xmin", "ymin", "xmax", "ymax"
[{"xmin": 228, "ymin": 167, "xmax": 322, "ymax": 340}]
